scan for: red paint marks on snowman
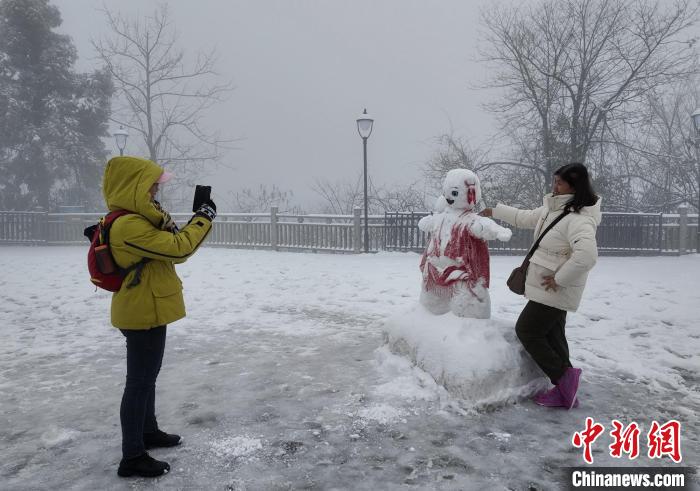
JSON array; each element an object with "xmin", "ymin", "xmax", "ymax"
[
  {"xmin": 466, "ymin": 180, "xmax": 476, "ymax": 205},
  {"xmin": 420, "ymin": 220, "xmax": 490, "ymax": 296}
]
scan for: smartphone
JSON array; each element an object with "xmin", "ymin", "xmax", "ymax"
[{"xmin": 193, "ymin": 185, "xmax": 212, "ymax": 212}]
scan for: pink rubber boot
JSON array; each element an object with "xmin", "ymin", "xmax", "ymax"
[
  {"xmin": 533, "ymin": 386, "xmax": 579, "ymax": 408},
  {"xmin": 556, "ymin": 367, "xmax": 582, "ymax": 409}
]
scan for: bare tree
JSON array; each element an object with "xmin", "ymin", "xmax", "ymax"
[
  {"xmin": 92, "ymin": 4, "xmax": 235, "ymax": 207},
  {"xmin": 373, "ymin": 182, "xmax": 430, "ymax": 213},
  {"xmin": 480, "ymin": 0, "xmax": 699, "ymax": 196},
  {"xmin": 614, "ymin": 80, "xmax": 699, "ymax": 212},
  {"xmin": 423, "ymin": 133, "xmax": 490, "ymax": 188},
  {"xmin": 312, "ymin": 173, "xmax": 428, "ymax": 214},
  {"xmin": 224, "ymin": 184, "xmax": 303, "ymax": 214},
  {"xmin": 311, "ymin": 174, "xmax": 369, "ymax": 215},
  {"xmin": 423, "ymin": 133, "xmax": 545, "ymax": 209}
]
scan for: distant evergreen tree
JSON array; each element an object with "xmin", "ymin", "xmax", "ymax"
[{"xmin": 0, "ymin": 0, "xmax": 112, "ymax": 210}]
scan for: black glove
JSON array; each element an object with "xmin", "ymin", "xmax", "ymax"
[
  {"xmin": 194, "ymin": 199, "xmax": 217, "ymax": 222},
  {"xmin": 192, "ymin": 185, "xmax": 212, "ymax": 212}
]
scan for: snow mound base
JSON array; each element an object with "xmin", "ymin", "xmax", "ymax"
[{"xmin": 382, "ymin": 304, "xmax": 549, "ymax": 408}]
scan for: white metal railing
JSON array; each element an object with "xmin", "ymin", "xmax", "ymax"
[{"xmin": 0, "ymin": 208, "xmax": 697, "ymax": 255}]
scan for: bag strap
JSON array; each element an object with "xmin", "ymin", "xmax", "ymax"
[
  {"xmin": 100, "ymin": 210, "xmax": 133, "ymax": 244},
  {"xmin": 123, "ymin": 259, "xmax": 149, "ymax": 288},
  {"xmin": 523, "ymin": 210, "xmax": 570, "ymax": 261},
  {"xmin": 102, "ymin": 210, "xmax": 151, "ymax": 288}
]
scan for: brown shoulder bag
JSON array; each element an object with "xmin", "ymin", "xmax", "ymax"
[{"xmin": 507, "ymin": 211, "xmax": 570, "ymax": 295}]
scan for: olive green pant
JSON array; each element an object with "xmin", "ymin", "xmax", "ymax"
[{"xmin": 515, "ymin": 301, "xmax": 571, "ymax": 384}]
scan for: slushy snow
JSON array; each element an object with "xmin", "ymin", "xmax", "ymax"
[
  {"xmin": 0, "ymin": 246, "xmax": 698, "ymax": 490},
  {"xmin": 210, "ymin": 436, "xmax": 263, "ymax": 459}
]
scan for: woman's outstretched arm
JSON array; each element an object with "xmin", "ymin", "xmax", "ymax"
[{"xmin": 482, "ymin": 204, "xmax": 546, "ymax": 229}]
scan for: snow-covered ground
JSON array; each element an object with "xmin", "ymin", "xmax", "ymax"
[{"xmin": 1, "ymin": 246, "xmax": 698, "ymax": 490}]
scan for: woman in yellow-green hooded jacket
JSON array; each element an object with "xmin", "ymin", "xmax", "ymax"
[{"xmin": 102, "ymin": 156, "xmax": 217, "ymax": 478}]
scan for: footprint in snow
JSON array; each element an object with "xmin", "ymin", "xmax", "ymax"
[{"xmin": 629, "ymin": 331, "xmax": 649, "ymax": 338}]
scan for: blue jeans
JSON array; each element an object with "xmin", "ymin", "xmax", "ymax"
[{"xmin": 119, "ymin": 325, "xmax": 167, "ymax": 459}]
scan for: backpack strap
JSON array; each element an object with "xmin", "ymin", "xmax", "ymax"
[
  {"xmin": 102, "ymin": 210, "xmax": 151, "ymax": 289},
  {"xmin": 123, "ymin": 259, "xmax": 149, "ymax": 288}
]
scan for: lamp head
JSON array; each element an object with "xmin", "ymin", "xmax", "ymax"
[
  {"xmin": 356, "ymin": 109, "xmax": 374, "ymax": 139},
  {"xmin": 113, "ymin": 125, "xmax": 129, "ymax": 152},
  {"xmin": 691, "ymin": 108, "xmax": 700, "ymax": 136}
]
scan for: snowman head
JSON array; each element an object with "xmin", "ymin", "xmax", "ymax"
[{"xmin": 442, "ymin": 169, "xmax": 481, "ymax": 211}]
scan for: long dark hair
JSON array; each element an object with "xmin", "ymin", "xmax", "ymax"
[{"xmin": 554, "ymin": 163, "xmax": 598, "ymax": 213}]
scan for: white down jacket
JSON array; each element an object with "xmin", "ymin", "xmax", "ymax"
[{"xmin": 493, "ymin": 193, "xmax": 601, "ymax": 312}]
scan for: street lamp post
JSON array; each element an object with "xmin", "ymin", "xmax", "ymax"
[
  {"xmin": 356, "ymin": 109, "xmax": 374, "ymax": 253},
  {"xmin": 691, "ymin": 108, "xmax": 700, "ymax": 253},
  {"xmin": 113, "ymin": 126, "xmax": 129, "ymax": 156}
]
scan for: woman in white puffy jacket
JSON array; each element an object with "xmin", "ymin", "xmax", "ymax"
[{"xmin": 481, "ymin": 163, "xmax": 601, "ymax": 410}]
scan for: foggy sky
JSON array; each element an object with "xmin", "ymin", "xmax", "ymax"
[{"xmin": 53, "ymin": 0, "xmax": 500, "ymax": 209}]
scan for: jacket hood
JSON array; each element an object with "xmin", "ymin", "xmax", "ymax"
[
  {"xmin": 102, "ymin": 156, "xmax": 167, "ymax": 228},
  {"xmin": 544, "ymin": 193, "xmax": 602, "ymax": 225}
]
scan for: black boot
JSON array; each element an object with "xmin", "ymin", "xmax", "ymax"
[
  {"xmin": 117, "ymin": 452, "xmax": 170, "ymax": 478},
  {"xmin": 144, "ymin": 429, "xmax": 183, "ymax": 449}
]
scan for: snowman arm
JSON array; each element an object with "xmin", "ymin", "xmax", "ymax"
[
  {"xmin": 418, "ymin": 214, "xmax": 434, "ymax": 232},
  {"xmin": 472, "ymin": 216, "xmax": 512, "ymax": 241}
]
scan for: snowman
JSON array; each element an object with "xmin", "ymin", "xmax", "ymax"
[{"xmin": 418, "ymin": 169, "xmax": 512, "ymax": 319}]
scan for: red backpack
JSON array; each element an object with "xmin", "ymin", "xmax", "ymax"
[{"xmin": 84, "ymin": 211, "xmax": 149, "ymax": 292}]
